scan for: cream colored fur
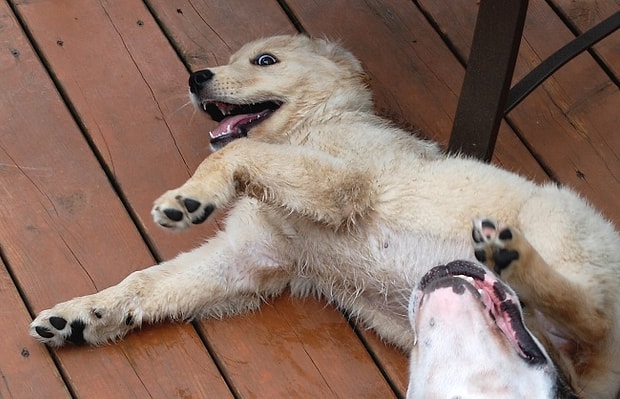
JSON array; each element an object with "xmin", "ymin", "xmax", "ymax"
[{"xmin": 30, "ymin": 35, "xmax": 620, "ymax": 398}]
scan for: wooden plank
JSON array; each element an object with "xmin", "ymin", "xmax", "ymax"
[
  {"xmin": 355, "ymin": 328, "xmax": 411, "ymax": 395},
  {"xmin": 145, "ymin": 0, "xmax": 296, "ymax": 70},
  {"xmin": 1, "ymin": 1, "xmax": 232, "ymax": 397},
  {"xmin": 13, "ymin": 0, "xmax": 219, "ymax": 261},
  {"xmin": 418, "ymin": 0, "xmax": 620, "ymax": 226},
  {"xmin": 0, "ymin": 259, "xmax": 70, "ymax": 398},
  {"xmin": 514, "ymin": 3, "xmax": 620, "ymax": 224},
  {"xmin": 203, "ymin": 293, "xmax": 396, "ymax": 398},
  {"xmin": 552, "ymin": 0, "xmax": 620, "ymax": 79},
  {"xmin": 146, "ymin": 1, "xmax": 401, "ymax": 397}
]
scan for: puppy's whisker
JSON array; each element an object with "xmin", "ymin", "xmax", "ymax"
[
  {"xmin": 187, "ymin": 106, "xmax": 203, "ymax": 127},
  {"xmin": 171, "ymin": 100, "xmax": 193, "ymax": 115},
  {"xmin": 169, "ymin": 100, "xmax": 204, "ymax": 128}
]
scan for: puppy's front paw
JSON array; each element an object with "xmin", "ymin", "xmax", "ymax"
[
  {"xmin": 472, "ymin": 218, "xmax": 520, "ymax": 274},
  {"xmin": 30, "ymin": 312, "xmax": 87, "ymax": 346},
  {"xmin": 30, "ymin": 298, "xmax": 137, "ymax": 346},
  {"xmin": 152, "ymin": 191, "xmax": 216, "ymax": 230}
]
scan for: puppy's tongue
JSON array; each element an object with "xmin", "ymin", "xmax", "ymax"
[{"xmin": 209, "ymin": 112, "xmax": 265, "ymax": 139}]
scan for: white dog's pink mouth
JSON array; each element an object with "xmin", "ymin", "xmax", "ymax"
[
  {"xmin": 415, "ymin": 260, "xmax": 547, "ymax": 365},
  {"xmin": 201, "ymin": 101, "xmax": 281, "ymax": 149}
]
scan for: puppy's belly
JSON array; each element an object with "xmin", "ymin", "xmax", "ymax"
[
  {"xmin": 295, "ymin": 227, "xmax": 474, "ymax": 323},
  {"xmin": 368, "ymin": 231, "xmax": 474, "ymax": 314}
]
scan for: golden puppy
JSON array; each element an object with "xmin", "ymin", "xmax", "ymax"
[{"xmin": 31, "ymin": 35, "xmax": 620, "ymax": 398}]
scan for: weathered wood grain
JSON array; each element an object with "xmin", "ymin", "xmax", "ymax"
[
  {"xmin": 419, "ymin": 0, "xmax": 620, "ymax": 225},
  {"xmin": 0, "ymin": 259, "xmax": 70, "ymax": 398},
  {"xmin": 552, "ymin": 0, "xmax": 620, "ymax": 79},
  {"xmin": 203, "ymin": 292, "xmax": 396, "ymax": 397},
  {"xmin": 2, "ymin": 0, "xmax": 232, "ymax": 397}
]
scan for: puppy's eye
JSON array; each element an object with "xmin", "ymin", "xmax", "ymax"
[{"xmin": 254, "ymin": 54, "xmax": 278, "ymax": 66}]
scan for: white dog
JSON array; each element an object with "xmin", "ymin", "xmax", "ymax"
[
  {"xmin": 407, "ymin": 251, "xmax": 576, "ymax": 398},
  {"xmin": 30, "ymin": 35, "xmax": 620, "ymax": 398}
]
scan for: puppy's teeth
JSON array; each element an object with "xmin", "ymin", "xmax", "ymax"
[{"xmin": 209, "ymin": 131, "xmax": 215, "ymax": 139}]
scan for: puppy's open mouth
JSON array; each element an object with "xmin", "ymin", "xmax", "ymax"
[
  {"xmin": 201, "ymin": 101, "xmax": 282, "ymax": 148},
  {"xmin": 417, "ymin": 260, "xmax": 547, "ymax": 365}
]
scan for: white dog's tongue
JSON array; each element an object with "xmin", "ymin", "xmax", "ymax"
[{"xmin": 209, "ymin": 112, "xmax": 265, "ymax": 139}]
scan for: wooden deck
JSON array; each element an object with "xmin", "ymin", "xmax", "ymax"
[{"xmin": 1, "ymin": 0, "xmax": 618, "ymax": 397}]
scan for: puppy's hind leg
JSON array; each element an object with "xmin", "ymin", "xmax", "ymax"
[
  {"xmin": 31, "ymin": 200, "xmax": 292, "ymax": 346},
  {"xmin": 472, "ymin": 218, "xmax": 611, "ymax": 344}
]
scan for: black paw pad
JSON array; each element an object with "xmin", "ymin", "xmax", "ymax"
[
  {"xmin": 67, "ymin": 320, "xmax": 87, "ymax": 345},
  {"xmin": 35, "ymin": 326, "xmax": 54, "ymax": 339},
  {"xmin": 163, "ymin": 208, "xmax": 184, "ymax": 222},
  {"xmin": 182, "ymin": 198, "xmax": 201, "ymax": 213},
  {"xmin": 474, "ymin": 249, "xmax": 487, "ymax": 263},
  {"xmin": 493, "ymin": 249, "xmax": 519, "ymax": 273},
  {"xmin": 498, "ymin": 228, "xmax": 513, "ymax": 241},
  {"xmin": 481, "ymin": 220, "xmax": 495, "ymax": 230},
  {"xmin": 49, "ymin": 316, "xmax": 67, "ymax": 330},
  {"xmin": 191, "ymin": 204, "xmax": 215, "ymax": 224}
]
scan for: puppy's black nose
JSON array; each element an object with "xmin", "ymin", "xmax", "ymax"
[{"xmin": 188, "ymin": 69, "xmax": 214, "ymax": 94}]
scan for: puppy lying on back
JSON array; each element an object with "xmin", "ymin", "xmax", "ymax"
[{"xmin": 30, "ymin": 35, "xmax": 620, "ymax": 398}]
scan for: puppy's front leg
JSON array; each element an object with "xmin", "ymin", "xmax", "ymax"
[
  {"xmin": 30, "ymin": 201, "xmax": 292, "ymax": 346},
  {"xmin": 152, "ymin": 140, "xmax": 374, "ymax": 230}
]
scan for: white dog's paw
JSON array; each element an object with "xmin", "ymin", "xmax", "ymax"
[
  {"xmin": 30, "ymin": 298, "xmax": 138, "ymax": 346},
  {"xmin": 151, "ymin": 189, "xmax": 216, "ymax": 230},
  {"xmin": 471, "ymin": 218, "xmax": 521, "ymax": 274}
]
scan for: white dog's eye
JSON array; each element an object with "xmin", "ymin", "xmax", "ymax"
[{"xmin": 254, "ymin": 53, "xmax": 278, "ymax": 66}]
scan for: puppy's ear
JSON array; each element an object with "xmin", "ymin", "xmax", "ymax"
[{"xmin": 311, "ymin": 37, "xmax": 366, "ymax": 75}]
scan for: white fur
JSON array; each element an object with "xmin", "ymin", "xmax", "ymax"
[{"xmin": 407, "ymin": 281, "xmax": 558, "ymax": 399}]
